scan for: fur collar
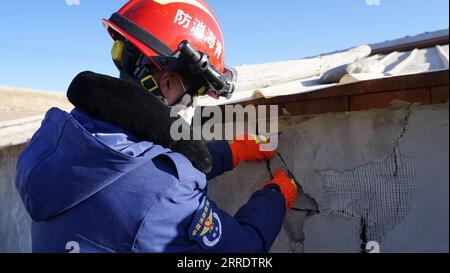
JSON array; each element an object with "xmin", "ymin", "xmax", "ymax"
[{"xmin": 67, "ymin": 71, "xmax": 212, "ymax": 173}]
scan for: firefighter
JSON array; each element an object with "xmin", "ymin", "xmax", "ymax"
[{"xmin": 16, "ymin": 0, "xmax": 297, "ymax": 253}]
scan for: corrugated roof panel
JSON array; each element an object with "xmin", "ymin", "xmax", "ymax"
[
  {"xmin": 436, "ymin": 44, "xmax": 449, "ymax": 68},
  {"xmin": 198, "ymin": 40, "xmax": 449, "ymax": 106},
  {"xmin": 378, "ymin": 51, "xmax": 410, "ymax": 72},
  {"xmin": 379, "ymin": 45, "xmax": 449, "ymax": 75}
]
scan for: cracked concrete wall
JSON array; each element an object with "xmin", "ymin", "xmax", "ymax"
[
  {"xmin": 208, "ymin": 102, "xmax": 449, "ymax": 253},
  {"xmin": 0, "ymin": 103, "xmax": 447, "ymax": 253},
  {"xmin": 0, "ymin": 144, "xmax": 31, "ymax": 253}
]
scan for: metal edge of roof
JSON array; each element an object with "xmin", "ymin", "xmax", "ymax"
[
  {"xmin": 371, "ymin": 29, "xmax": 449, "ymax": 51},
  {"xmin": 298, "ymin": 29, "xmax": 449, "ymax": 60}
]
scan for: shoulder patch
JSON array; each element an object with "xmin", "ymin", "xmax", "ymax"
[{"xmin": 188, "ymin": 196, "xmax": 222, "ymax": 249}]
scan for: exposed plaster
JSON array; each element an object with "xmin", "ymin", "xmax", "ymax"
[{"xmin": 319, "ymin": 104, "xmax": 418, "ymax": 251}]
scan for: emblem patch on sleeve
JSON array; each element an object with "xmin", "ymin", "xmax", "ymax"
[{"xmin": 189, "ymin": 197, "xmax": 222, "ymax": 249}]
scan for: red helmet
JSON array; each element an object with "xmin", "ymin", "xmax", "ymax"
[{"xmin": 103, "ymin": 0, "xmax": 225, "ymax": 73}]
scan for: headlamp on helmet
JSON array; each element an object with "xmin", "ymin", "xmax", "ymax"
[{"xmin": 177, "ymin": 40, "xmax": 237, "ymax": 100}]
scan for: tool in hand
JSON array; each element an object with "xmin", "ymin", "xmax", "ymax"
[{"xmin": 267, "ymin": 152, "xmax": 320, "ymax": 213}]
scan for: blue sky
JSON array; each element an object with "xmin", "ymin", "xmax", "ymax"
[{"xmin": 0, "ymin": 0, "xmax": 448, "ymax": 92}]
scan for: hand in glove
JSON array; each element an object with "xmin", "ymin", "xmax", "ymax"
[
  {"xmin": 230, "ymin": 134, "xmax": 276, "ymax": 168},
  {"xmin": 263, "ymin": 171, "xmax": 298, "ymax": 211}
]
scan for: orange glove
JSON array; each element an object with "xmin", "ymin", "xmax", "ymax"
[
  {"xmin": 230, "ymin": 134, "xmax": 276, "ymax": 168},
  {"xmin": 263, "ymin": 171, "xmax": 298, "ymax": 211}
]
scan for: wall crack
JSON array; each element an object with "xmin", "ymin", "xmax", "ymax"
[
  {"xmin": 392, "ymin": 104, "xmax": 414, "ymax": 177},
  {"xmin": 320, "ymin": 105, "xmax": 418, "ymax": 246}
]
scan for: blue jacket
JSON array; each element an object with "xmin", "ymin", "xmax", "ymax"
[{"xmin": 16, "ymin": 108, "xmax": 285, "ymax": 253}]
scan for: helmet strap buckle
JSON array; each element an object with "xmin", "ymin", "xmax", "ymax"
[{"xmin": 140, "ymin": 75, "xmax": 159, "ymax": 93}]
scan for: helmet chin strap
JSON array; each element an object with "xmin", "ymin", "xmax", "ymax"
[
  {"xmin": 117, "ymin": 42, "xmax": 198, "ymax": 124},
  {"xmin": 176, "ymin": 73, "xmax": 188, "ymax": 96},
  {"xmin": 139, "ymin": 72, "xmax": 197, "ymax": 125},
  {"xmin": 171, "ymin": 75, "xmax": 197, "ymax": 125},
  {"xmin": 174, "ymin": 94, "xmax": 196, "ymax": 125}
]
